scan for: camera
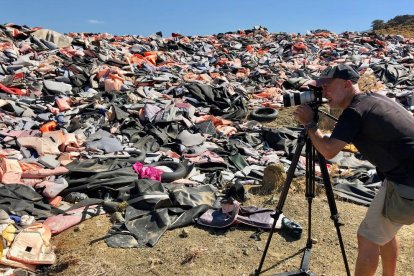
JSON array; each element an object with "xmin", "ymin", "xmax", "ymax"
[{"xmin": 283, "ymin": 87, "xmax": 323, "ymax": 107}]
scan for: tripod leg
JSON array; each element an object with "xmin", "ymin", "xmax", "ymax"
[
  {"xmin": 317, "ymin": 152, "xmax": 351, "ymax": 276},
  {"xmin": 256, "ymin": 130, "xmax": 307, "ymax": 275},
  {"xmin": 305, "ymin": 139, "xmax": 315, "ymax": 248},
  {"xmin": 294, "ymin": 139, "xmax": 316, "ymax": 274}
]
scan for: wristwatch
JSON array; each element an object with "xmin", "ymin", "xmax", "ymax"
[{"xmin": 304, "ymin": 121, "xmax": 318, "ymax": 131}]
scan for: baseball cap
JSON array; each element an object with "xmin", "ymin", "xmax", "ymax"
[{"xmin": 316, "ymin": 64, "xmax": 360, "ymax": 86}]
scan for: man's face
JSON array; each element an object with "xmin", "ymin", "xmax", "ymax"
[{"xmin": 321, "ymin": 78, "xmax": 349, "ymax": 108}]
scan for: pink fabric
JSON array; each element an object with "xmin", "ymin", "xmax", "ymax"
[
  {"xmin": 20, "ymin": 178, "xmax": 43, "ymax": 186},
  {"xmin": 17, "ymin": 137, "xmax": 61, "ymax": 155},
  {"xmin": 0, "ymin": 149, "xmax": 23, "ymax": 158},
  {"xmin": 46, "ymin": 104, "xmax": 60, "ymax": 114},
  {"xmin": 193, "ymin": 115, "xmax": 232, "ymax": 126},
  {"xmin": 0, "ymin": 129, "xmax": 40, "ymax": 138},
  {"xmin": 216, "ymin": 125, "xmax": 237, "ymax": 137},
  {"xmin": 104, "ymin": 78, "xmax": 122, "ymax": 92},
  {"xmin": 35, "ymin": 180, "xmax": 68, "ymax": 198},
  {"xmin": 63, "ymin": 133, "xmax": 85, "ymax": 147},
  {"xmin": 183, "ymin": 150, "xmax": 225, "ymax": 164},
  {"xmin": 48, "ymin": 196, "xmax": 62, "ymax": 207},
  {"xmin": 19, "ymin": 42, "xmax": 33, "ymax": 54},
  {"xmin": 21, "ymin": 166, "xmax": 69, "ymax": 179},
  {"xmin": 56, "ymin": 98, "xmax": 71, "ymax": 111},
  {"xmin": 0, "ymin": 254, "xmax": 36, "ymax": 272},
  {"xmin": 43, "ymin": 205, "xmax": 104, "ymax": 234},
  {"xmin": 0, "ymin": 158, "xmax": 23, "ymax": 184},
  {"xmin": 57, "ymin": 152, "xmax": 80, "ymax": 165},
  {"xmin": 42, "ymin": 130, "xmax": 65, "ymax": 146},
  {"xmin": 132, "ymin": 162, "xmax": 163, "ymax": 181},
  {"xmin": 6, "ymin": 223, "xmax": 55, "ymax": 265}
]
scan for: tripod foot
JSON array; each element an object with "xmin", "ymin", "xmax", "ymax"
[{"xmin": 274, "ymin": 270, "xmax": 317, "ymax": 276}]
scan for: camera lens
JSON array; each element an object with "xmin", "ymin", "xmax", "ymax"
[{"xmin": 283, "ymin": 91, "xmax": 316, "ymax": 107}]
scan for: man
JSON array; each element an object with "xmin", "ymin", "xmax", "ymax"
[{"xmin": 293, "ymin": 64, "xmax": 414, "ymax": 276}]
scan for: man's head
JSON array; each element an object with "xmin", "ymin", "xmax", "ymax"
[
  {"xmin": 316, "ymin": 64, "xmax": 360, "ymax": 109},
  {"xmin": 317, "ymin": 64, "xmax": 360, "ymax": 85}
]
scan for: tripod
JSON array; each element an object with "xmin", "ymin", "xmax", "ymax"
[{"xmin": 255, "ymin": 126, "xmax": 350, "ymax": 276}]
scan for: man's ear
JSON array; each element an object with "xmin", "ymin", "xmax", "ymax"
[{"xmin": 344, "ymin": 80, "xmax": 353, "ymax": 89}]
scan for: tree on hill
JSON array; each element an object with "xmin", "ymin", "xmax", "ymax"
[
  {"xmin": 310, "ymin": 29, "xmax": 331, "ymax": 34},
  {"xmin": 371, "ymin": 19, "xmax": 385, "ymax": 30}
]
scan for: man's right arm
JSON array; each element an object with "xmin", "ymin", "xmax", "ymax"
[{"xmin": 294, "ymin": 104, "xmax": 355, "ymax": 160}]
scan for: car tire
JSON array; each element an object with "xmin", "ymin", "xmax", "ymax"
[{"xmin": 250, "ymin": 107, "xmax": 278, "ymax": 121}]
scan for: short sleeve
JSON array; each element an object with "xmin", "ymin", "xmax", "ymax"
[{"xmin": 331, "ymin": 108, "xmax": 362, "ymax": 143}]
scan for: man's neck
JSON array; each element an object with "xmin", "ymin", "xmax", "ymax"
[{"xmin": 340, "ymin": 88, "xmax": 359, "ymax": 109}]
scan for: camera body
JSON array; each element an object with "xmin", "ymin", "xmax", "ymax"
[{"xmin": 283, "ymin": 87, "xmax": 323, "ymax": 107}]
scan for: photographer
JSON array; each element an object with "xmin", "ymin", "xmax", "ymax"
[{"xmin": 293, "ymin": 64, "xmax": 414, "ymax": 276}]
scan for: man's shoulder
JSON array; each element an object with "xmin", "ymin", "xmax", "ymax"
[
  {"xmin": 353, "ymin": 91, "xmax": 384, "ymax": 102},
  {"xmin": 348, "ymin": 92, "xmax": 389, "ymax": 110}
]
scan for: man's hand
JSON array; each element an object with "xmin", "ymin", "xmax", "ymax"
[
  {"xmin": 293, "ymin": 104, "xmax": 315, "ymax": 125},
  {"xmin": 293, "ymin": 104, "xmax": 347, "ymax": 160}
]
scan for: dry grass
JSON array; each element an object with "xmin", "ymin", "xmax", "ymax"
[
  {"xmin": 261, "ymin": 107, "xmax": 298, "ymax": 129},
  {"xmin": 375, "ymin": 25, "xmax": 414, "ymax": 38},
  {"xmin": 73, "ymin": 257, "xmax": 118, "ymax": 276}
]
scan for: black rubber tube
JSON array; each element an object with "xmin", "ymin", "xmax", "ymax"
[{"xmin": 147, "ymin": 161, "xmax": 188, "ymax": 182}]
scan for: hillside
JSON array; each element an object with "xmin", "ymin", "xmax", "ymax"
[{"xmin": 373, "ymin": 14, "xmax": 414, "ymax": 37}]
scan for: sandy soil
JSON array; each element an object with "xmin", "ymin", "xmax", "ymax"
[
  {"xmin": 46, "ymin": 191, "xmax": 414, "ymax": 276},
  {"xmin": 44, "ymin": 108, "xmax": 414, "ymax": 276}
]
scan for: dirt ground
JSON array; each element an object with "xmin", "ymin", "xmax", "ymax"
[{"xmin": 45, "ymin": 108, "xmax": 414, "ymax": 276}]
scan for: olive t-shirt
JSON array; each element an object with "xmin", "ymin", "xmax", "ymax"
[{"xmin": 331, "ymin": 92, "xmax": 414, "ymax": 186}]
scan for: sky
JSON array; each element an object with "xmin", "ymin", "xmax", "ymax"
[{"xmin": 1, "ymin": 0, "xmax": 413, "ymax": 37}]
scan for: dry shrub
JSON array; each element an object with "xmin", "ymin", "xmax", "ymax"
[
  {"xmin": 149, "ymin": 257, "xmax": 163, "ymax": 269},
  {"xmin": 259, "ymin": 163, "xmax": 286, "ymax": 194},
  {"xmin": 358, "ymin": 68, "xmax": 385, "ymax": 93},
  {"xmin": 181, "ymin": 246, "xmax": 208, "ymax": 265}
]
